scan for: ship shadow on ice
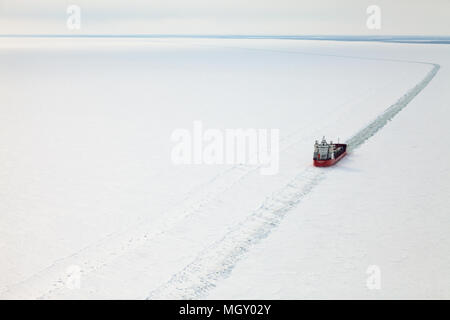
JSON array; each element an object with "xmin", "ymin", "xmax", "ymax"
[
  {"xmin": 333, "ymin": 164, "xmax": 362, "ymax": 173},
  {"xmin": 331, "ymin": 155, "xmax": 363, "ymax": 173}
]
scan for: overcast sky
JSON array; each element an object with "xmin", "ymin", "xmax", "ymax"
[{"xmin": 0, "ymin": 0, "xmax": 449, "ymax": 35}]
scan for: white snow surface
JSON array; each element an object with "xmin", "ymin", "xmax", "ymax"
[{"xmin": 0, "ymin": 38, "xmax": 449, "ymax": 299}]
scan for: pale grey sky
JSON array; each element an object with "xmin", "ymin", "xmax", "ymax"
[{"xmin": 0, "ymin": 0, "xmax": 449, "ymax": 35}]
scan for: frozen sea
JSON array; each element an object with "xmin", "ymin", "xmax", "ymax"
[{"xmin": 0, "ymin": 37, "xmax": 449, "ymax": 299}]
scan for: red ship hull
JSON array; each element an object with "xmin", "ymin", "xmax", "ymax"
[{"xmin": 313, "ymin": 151, "xmax": 347, "ymax": 167}]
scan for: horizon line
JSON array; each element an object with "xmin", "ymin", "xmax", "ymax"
[{"xmin": 1, "ymin": 34, "xmax": 450, "ymax": 44}]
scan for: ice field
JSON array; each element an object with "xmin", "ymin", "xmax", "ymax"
[{"xmin": 0, "ymin": 38, "xmax": 449, "ymax": 299}]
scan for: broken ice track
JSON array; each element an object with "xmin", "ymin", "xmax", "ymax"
[{"xmin": 147, "ymin": 62, "xmax": 440, "ymax": 299}]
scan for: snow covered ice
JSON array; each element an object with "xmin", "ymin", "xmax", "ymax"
[{"xmin": 0, "ymin": 38, "xmax": 449, "ymax": 299}]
